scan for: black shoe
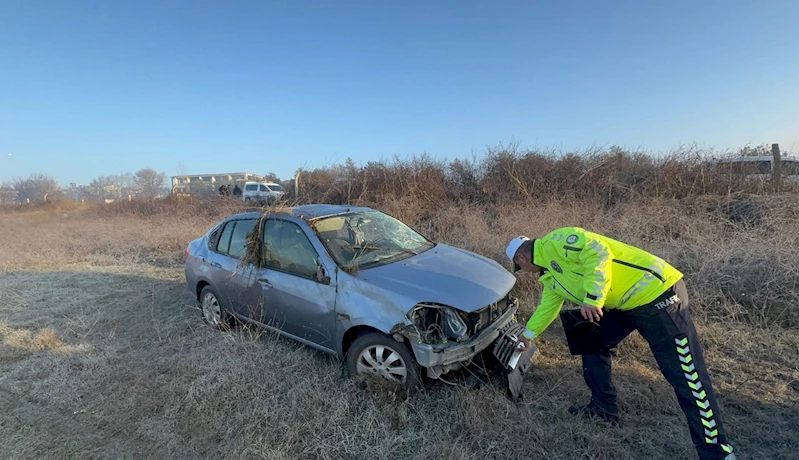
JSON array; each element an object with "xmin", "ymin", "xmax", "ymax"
[{"xmin": 568, "ymin": 402, "xmax": 620, "ymax": 425}]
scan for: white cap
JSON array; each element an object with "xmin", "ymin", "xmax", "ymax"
[{"xmin": 506, "ymin": 236, "xmax": 530, "ymax": 271}]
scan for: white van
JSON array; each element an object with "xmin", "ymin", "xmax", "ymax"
[{"xmin": 242, "ymin": 181, "xmax": 286, "ymax": 204}]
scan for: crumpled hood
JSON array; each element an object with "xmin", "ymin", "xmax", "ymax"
[{"xmin": 357, "ymin": 244, "xmax": 516, "ymax": 313}]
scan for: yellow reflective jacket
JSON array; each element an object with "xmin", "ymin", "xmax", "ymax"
[{"xmin": 521, "ymin": 227, "xmax": 683, "ymax": 340}]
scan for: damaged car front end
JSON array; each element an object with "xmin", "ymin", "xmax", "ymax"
[
  {"xmin": 395, "ymin": 295, "xmax": 536, "ymax": 399},
  {"xmin": 311, "ymin": 208, "xmax": 537, "ymax": 398}
]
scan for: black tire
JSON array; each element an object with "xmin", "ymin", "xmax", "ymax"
[
  {"xmin": 346, "ymin": 332, "xmax": 421, "ymax": 390},
  {"xmin": 199, "ymin": 285, "xmax": 232, "ymax": 330}
]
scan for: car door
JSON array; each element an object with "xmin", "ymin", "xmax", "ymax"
[
  {"xmin": 244, "ymin": 183, "xmax": 258, "ymax": 200},
  {"xmin": 258, "ymin": 218, "xmax": 337, "ymax": 352},
  {"xmin": 211, "ymin": 218, "xmax": 261, "ymax": 318},
  {"xmin": 204, "ymin": 220, "xmax": 237, "ymax": 306}
]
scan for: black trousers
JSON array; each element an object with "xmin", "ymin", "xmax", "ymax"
[{"xmin": 581, "ymin": 283, "xmax": 734, "ymax": 459}]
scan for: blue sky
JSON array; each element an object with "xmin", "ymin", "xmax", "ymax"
[{"xmin": 2, "ymin": 0, "xmax": 798, "ymax": 185}]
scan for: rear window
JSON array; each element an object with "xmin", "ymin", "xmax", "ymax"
[{"xmin": 245, "ymin": 184, "xmax": 257, "ymax": 191}]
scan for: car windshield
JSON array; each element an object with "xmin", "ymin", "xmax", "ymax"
[{"xmin": 312, "ymin": 210, "xmax": 435, "ymax": 270}]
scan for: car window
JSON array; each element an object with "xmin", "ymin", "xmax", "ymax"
[
  {"xmin": 228, "ymin": 219, "xmax": 258, "ymax": 259},
  {"xmin": 245, "ymin": 184, "xmax": 257, "ymax": 191},
  {"xmin": 217, "ymin": 221, "xmax": 235, "ymax": 254},
  {"xmin": 208, "ymin": 225, "xmax": 222, "ymax": 249},
  {"xmin": 259, "ymin": 184, "xmax": 267, "ymax": 192},
  {"xmin": 262, "ymin": 219, "xmax": 320, "ymax": 278}
]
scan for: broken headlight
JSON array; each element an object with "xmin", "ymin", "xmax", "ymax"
[{"xmin": 408, "ymin": 303, "xmax": 469, "ymax": 344}]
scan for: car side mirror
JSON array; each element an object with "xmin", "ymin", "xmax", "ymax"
[{"xmin": 315, "ymin": 264, "xmax": 331, "ymax": 285}]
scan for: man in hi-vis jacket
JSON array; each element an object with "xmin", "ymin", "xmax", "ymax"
[{"xmin": 506, "ymin": 227, "xmax": 735, "ymax": 460}]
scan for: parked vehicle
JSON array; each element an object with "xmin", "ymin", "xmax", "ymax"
[
  {"xmin": 184, "ymin": 204, "xmax": 535, "ymax": 393},
  {"xmin": 705, "ymin": 155, "xmax": 799, "ymax": 183},
  {"xmin": 242, "ymin": 181, "xmax": 286, "ymax": 204}
]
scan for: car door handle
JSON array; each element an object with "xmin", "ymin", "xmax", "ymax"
[
  {"xmin": 208, "ymin": 261, "xmax": 222, "ymax": 268},
  {"xmin": 258, "ymin": 278, "xmax": 273, "ymax": 288}
]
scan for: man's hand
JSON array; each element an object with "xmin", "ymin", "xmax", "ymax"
[
  {"xmin": 580, "ymin": 303, "xmax": 604, "ymax": 322},
  {"xmin": 516, "ymin": 336, "xmax": 533, "ymax": 350}
]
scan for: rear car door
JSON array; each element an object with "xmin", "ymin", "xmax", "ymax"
[
  {"xmin": 204, "ymin": 221, "xmax": 235, "ymax": 308},
  {"xmin": 244, "ymin": 183, "xmax": 258, "ymax": 200},
  {"xmin": 210, "ymin": 218, "xmax": 261, "ymax": 318},
  {"xmin": 258, "ymin": 218, "xmax": 337, "ymax": 352}
]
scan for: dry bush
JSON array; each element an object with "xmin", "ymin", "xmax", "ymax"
[
  {"xmin": 292, "ymin": 145, "xmax": 794, "ymax": 213},
  {"xmin": 403, "ymin": 195, "xmax": 799, "ymax": 329}
]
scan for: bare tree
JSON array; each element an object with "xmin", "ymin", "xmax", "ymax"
[
  {"xmin": 263, "ymin": 172, "xmax": 281, "ymax": 183},
  {"xmin": 110, "ymin": 173, "xmax": 136, "ymax": 189},
  {"xmin": 134, "ymin": 168, "xmax": 166, "ymax": 199},
  {"xmin": 88, "ymin": 175, "xmax": 115, "ymax": 201},
  {"xmin": 0, "ymin": 180, "xmax": 18, "ymax": 204},
  {"xmin": 11, "ymin": 173, "xmax": 63, "ymax": 203},
  {"xmin": 87, "ymin": 173, "xmax": 136, "ymax": 201},
  {"xmin": 738, "ymin": 144, "xmax": 771, "ymax": 157}
]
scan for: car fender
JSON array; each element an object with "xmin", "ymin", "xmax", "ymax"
[{"xmin": 333, "ymin": 270, "xmax": 415, "ymax": 357}]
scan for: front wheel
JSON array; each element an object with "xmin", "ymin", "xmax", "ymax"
[{"xmin": 346, "ymin": 332, "xmax": 421, "ymax": 390}]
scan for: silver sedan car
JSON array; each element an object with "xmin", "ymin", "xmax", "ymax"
[{"xmin": 185, "ymin": 204, "xmax": 535, "ymax": 393}]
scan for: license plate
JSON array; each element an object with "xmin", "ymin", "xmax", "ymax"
[{"xmin": 491, "ymin": 322, "xmax": 529, "ymax": 369}]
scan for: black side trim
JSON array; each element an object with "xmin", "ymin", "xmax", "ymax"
[
  {"xmin": 564, "ymin": 245, "xmax": 582, "ymax": 252},
  {"xmin": 612, "ymin": 259, "xmax": 666, "ymax": 283},
  {"xmin": 586, "ymin": 294, "xmax": 598, "ymax": 301}
]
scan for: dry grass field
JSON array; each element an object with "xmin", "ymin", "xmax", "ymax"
[{"xmin": 1, "ymin": 191, "xmax": 798, "ymax": 458}]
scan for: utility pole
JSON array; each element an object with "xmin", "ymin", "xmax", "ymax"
[{"xmin": 772, "ymin": 143, "xmax": 781, "ymax": 192}]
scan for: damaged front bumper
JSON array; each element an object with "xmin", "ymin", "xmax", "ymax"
[
  {"xmin": 403, "ymin": 297, "xmax": 537, "ymax": 399},
  {"xmin": 407, "ymin": 298, "xmax": 520, "ymax": 368}
]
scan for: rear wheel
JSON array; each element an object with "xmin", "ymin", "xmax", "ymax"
[
  {"xmin": 346, "ymin": 332, "xmax": 421, "ymax": 390},
  {"xmin": 199, "ymin": 285, "xmax": 232, "ymax": 330}
]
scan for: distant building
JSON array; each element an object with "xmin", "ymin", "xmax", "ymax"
[
  {"xmin": 170, "ymin": 172, "xmax": 266, "ymax": 196},
  {"xmin": 64, "ymin": 183, "xmax": 94, "ymax": 203}
]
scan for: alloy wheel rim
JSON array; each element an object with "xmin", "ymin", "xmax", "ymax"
[
  {"xmin": 356, "ymin": 344, "xmax": 408, "ymax": 384},
  {"xmin": 202, "ymin": 292, "xmax": 221, "ymax": 326}
]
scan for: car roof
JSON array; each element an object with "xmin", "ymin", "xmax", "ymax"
[{"xmin": 223, "ymin": 204, "xmax": 374, "ymax": 223}]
